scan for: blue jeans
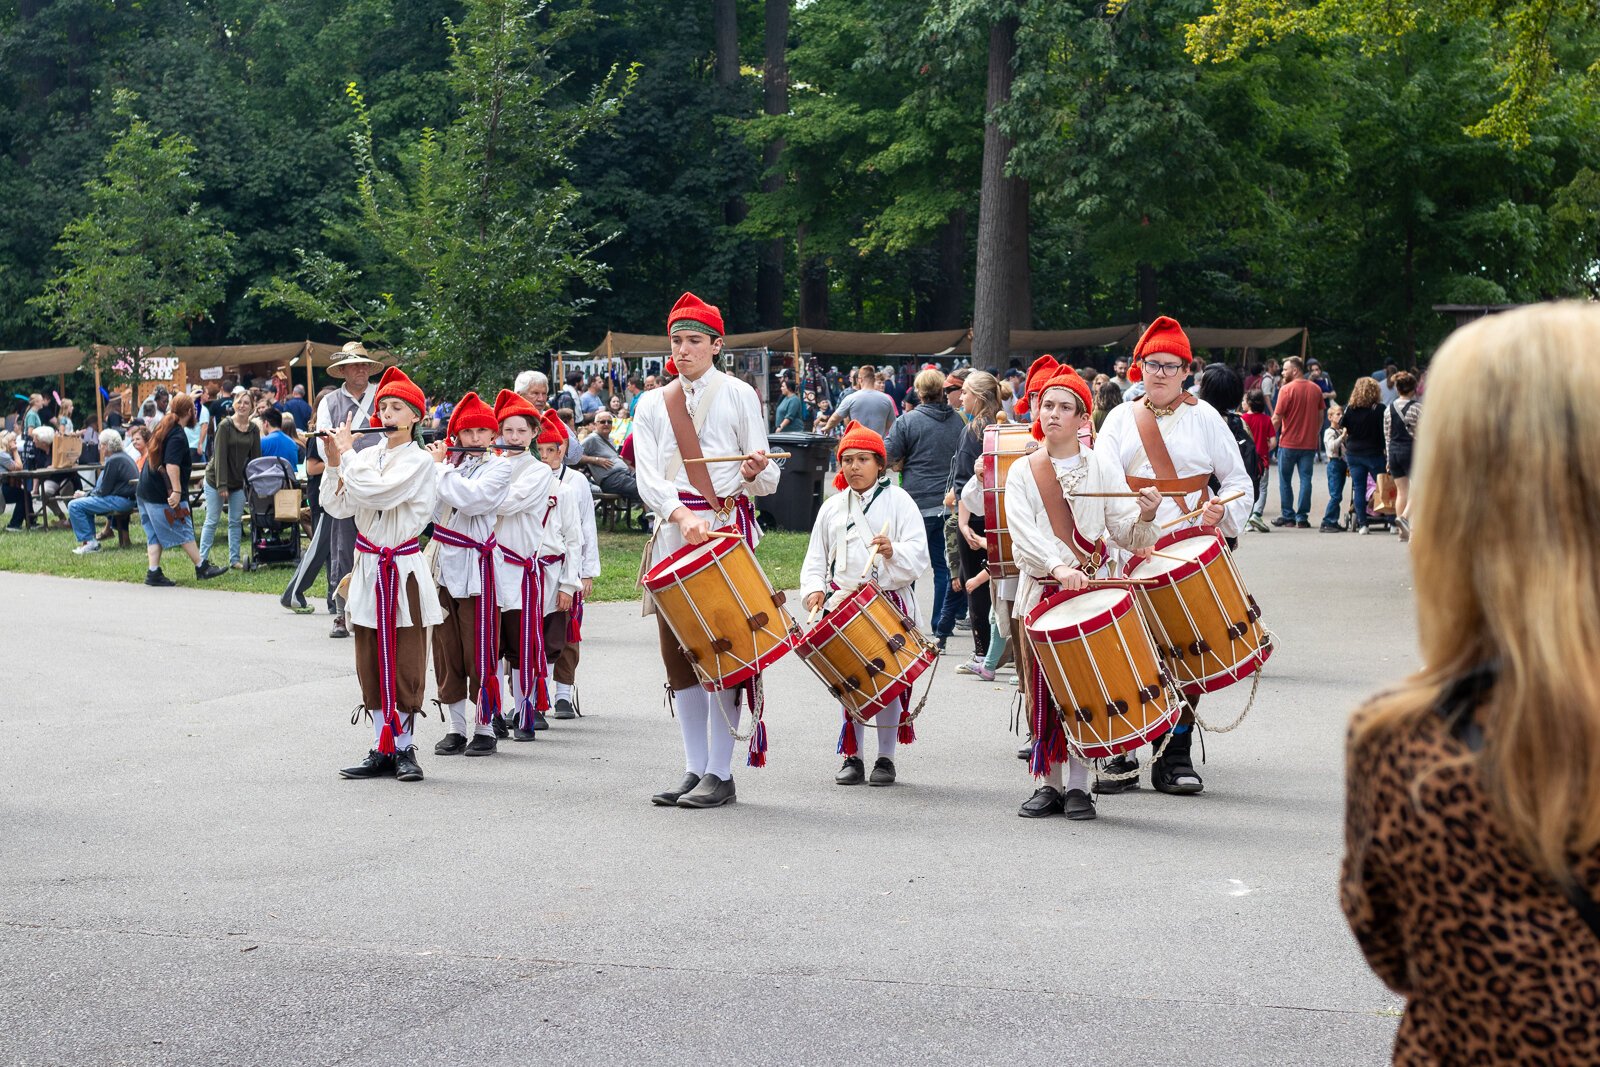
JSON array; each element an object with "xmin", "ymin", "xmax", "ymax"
[
  {"xmin": 201, "ymin": 482, "xmax": 246, "ymax": 564},
  {"xmin": 1322, "ymin": 457, "xmax": 1348, "ymax": 528},
  {"xmin": 68, "ymin": 495, "xmax": 133, "ymax": 543},
  {"xmin": 1277, "ymin": 448, "xmax": 1315, "ymax": 523},
  {"xmin": 1347, "ymin": 454, "xmax": 1384, "ymax": 529}
]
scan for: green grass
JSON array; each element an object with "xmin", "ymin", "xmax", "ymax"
[{"xmin": 0, "ymin": 505, "xmax": 809, "ymax": 603}]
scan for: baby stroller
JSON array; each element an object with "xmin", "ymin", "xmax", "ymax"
[{"xmin": 243, "ymin": 456, "xmax": 302, "ymax": 569}]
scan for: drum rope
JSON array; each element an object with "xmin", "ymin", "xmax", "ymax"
[{"xmin": 1186, "ymin": 628, "xmax": 1276, "ymax": 735}]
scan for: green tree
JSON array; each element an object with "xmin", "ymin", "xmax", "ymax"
[
  {"xmin": 31, "ymin": 91, "xmax": 236, "ymax": 399},
  {"xmin": 260, "ymin": 0, "xmax": 635, "ymax": 395}
]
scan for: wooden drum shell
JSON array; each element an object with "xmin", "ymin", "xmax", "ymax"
[
  {"xmin": 797, "ymin": 584, "xmax": 936, "ymax": 719},
  {"xmin": 982, "ymin": 422, "xmax": 1037, "ymax": 580}
]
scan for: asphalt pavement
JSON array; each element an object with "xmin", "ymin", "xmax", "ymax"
[{"xmin": 1, "ymin": 470, "xmax": 1412, "ymax": 1066}]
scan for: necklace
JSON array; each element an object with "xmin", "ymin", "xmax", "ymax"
[{"xmin": 1146, "ymin": 400, "xmax": 1178, "ymax": 418}]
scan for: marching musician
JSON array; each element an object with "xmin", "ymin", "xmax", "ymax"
[
  {"xmin": 325, "ymin": 367, "xmax": 443, "ymax": 784},
  {"xmin": 634, "ymin": 292, "xmax": 780, "ymax": 810},
  {"xmin": 1093, "ymin": 316, "xmax": 1252, "ymax": 796},
  {"xmin": 546, "ymin": 412, "xmax": 601, "ymax": 722},
  {"xmin": 1006, "ymin": 366, "xmax": 1160, "ymax": 820},
  {"xmin": 799, "ymin": 421, "xmax": 930, "ymax": 787},
  {"xmin": 426, "ymin": 392, "xmax": 514, "ymax": 758},
  {"xmin": 491, "ymin": 392, "xmax": 572, "ymax": 742}
]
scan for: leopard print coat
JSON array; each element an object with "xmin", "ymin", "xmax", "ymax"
[{"xmin": 1342, "ymin": 711, "xmax": 1600, "ymax": 1065}]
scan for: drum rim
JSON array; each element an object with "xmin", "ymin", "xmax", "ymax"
[
  {"xmin": 1070, "ymin": 703, "xmax": 1182, "ymax": 759},
  {"xmin": 1123, "ymin": 526, "xmax": 1224, "ymax": 584},
  {"xmin": 1022, "ymin": 585, "xmax": 1132, "ymax": 642},
  {"xmin": 850, "ymin": 647, "xmax": 938, "ymax": 718},
  {"xmin": 1175, "ymin": 640, "xmax": 1273, "ymax": 696},
  {"xmin": 642, "ymin": 527, "xmax": 742, "ymax": 591}
]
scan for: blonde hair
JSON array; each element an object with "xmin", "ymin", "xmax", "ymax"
[
  {"xmin": 914, "ymin": 368, "xmax": 946, "ymax": 401},
  {"xmin": 961, "ymin": 371, "xmax": 1003, "ymax": 434},
  {"xmin": 1351, "ymin": 302, "xmax": 1600, "ymax": 881},
  {"xmin": 1347, "ymin": 376, "xmax": 1381, "ymax": 408}
]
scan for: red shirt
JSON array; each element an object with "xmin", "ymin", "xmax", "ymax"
[
  {"xmin": 1240, "ymin": 411, "xmax": 1274, "ymax": 466},
  {"xmin": 1274, "ymin": 378, "xmax": 1325, "ymax": 451}
]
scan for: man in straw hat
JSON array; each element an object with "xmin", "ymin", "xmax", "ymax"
[{"xmin": 315, "ymin": 342, "xmax": 383, "ymax": 638}]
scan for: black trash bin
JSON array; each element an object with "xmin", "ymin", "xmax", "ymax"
[{"xmin": 761, "ymin": 431, "xmax": 832, "ymax": 532}]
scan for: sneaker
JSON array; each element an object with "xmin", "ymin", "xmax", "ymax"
[
  {"xmin": 969, "ymin": 663, "xmax": 996, "ymax": 682},
  {"xmin": 1246, "ymin": 516, "xmax": 1270, "ymax": 534},
  {"xmin": 73, "ymin": 541, "xmax": 101, "ymax": 554},
  {"xmin": 464, "ymin": 734, "xmax": 497, "ymax": 757},
  {"xmin": 330, "ymin": 616, "xmax": 350, "ymax": 639},
  {"xmin": 144, "ymin": 568, "xmax": 176, "ymax": 587},
  {"xmin": 491, "ymin": 713, "xmax": 510, "ymax": 740},
  {"xmin": 195, "ymin": 561, "xmax": 227, "ymax": 581},
  {"xmin": 1151, "ymin": 729, "xmax": 1203, "ymax": 795},
  {"xmin": 953, "ymin": 619, "xmax": 972, "ymax": 632},
  {"xmin": 434, "ymin": 732, "xmax": 469, "ymax": 756},
  {"xmin": 550, "ymin": 697, "xmax": 577, "ymax": 720},
  {"xmin": 1319, "ymin": 524, "xmax": 1342, "ymax": 533},
  {"xmin": 1397, "ymin": 518, "xmax": 1411, "ymax": 543},
  {"xmin": 955, "ymin": 658, "xmax": 984, "ymax": 675},
  {"xmin": 1357, "ymin": 525, "xmax": 1371, "ymax": 536}
]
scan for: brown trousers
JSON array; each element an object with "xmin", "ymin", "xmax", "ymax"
[
  {"xmin": 433, "ymin": 587, "xmax": 496, "ymax": 705},
  {"xmin": 353, "ymin": 575, "xmax": 428, "ymax": 715},
  {"xmin": 499, "ymin": 609, "xmax": 568, "ymax": 669},
  {"xmin": 553, "ymin": 640, "xmax": 580, "ymax": 686},
  {"xmin": 656, "ymin": 616, "xmax": 699, "ymax": 691}
]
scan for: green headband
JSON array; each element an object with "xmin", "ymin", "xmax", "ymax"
[{"xmin": 669, "ymin": 321, "xmax": 721, "ymax": 339}]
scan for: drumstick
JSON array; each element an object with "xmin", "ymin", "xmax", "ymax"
[
  {"xmin": 704, "ymin": 530, "xmax": 744, "ymax": 541},
  {"xmin": 1086, "ymin": 578, "xmax": 1158, "ymax": 588},
  {"xmin": 859, "ymin": 520, "xmax": 892, "ymax": 580},
  {"xmin": 1148, "ymin": 549, "xmax": 1191, "ymax": 563},
  {"xmin": 683, "ymin": 452, "xmax": 792, "ymax": 464},
  {"xmin": 1070, "ymin": 491, "xmax": 1190, "ymax": 499},
  {"xmin": 805, "ymin": 605, "xmax": 824, "ymax": 626},
  {"xmin": 1161, "ymin": 491, "xmax": 1246, "ymax": 530}
]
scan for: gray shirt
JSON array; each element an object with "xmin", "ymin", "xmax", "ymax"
[{"xmin": 834, "ymin": 389, "xmax": 897, "ymax": 437}]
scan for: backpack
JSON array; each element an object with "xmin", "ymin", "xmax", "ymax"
[{"xmin": 1214, "ymin": 411, "xmax": 1262, "ymax": 496}]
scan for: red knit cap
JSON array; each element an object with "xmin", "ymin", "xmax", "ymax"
[
  {"xmin": 493, "ymin": 388, "xmax": 539, "ymax": 428},
  {"xmin": 1013, "ymin": 354, "xmax": 1060, "ymax": 416},
  {"xmin": 1128, "ymin": 316, "xmax": 1192, "ymax": 382},
  {"xmin": 536, "ymin": 408, "xmax": 568, "ymax": 446},
  {"xmin": 447, "ymin": 391, "xmax": 498, "ymax": 439},
  {"xmin": 1029, "ymin": 368, "xmax": 1093, "ymax": 441},
  {"xmin": 832, "ymin": 420, "xmax": 887, "ymax": 491},
  {"xmin": 373, "ymin": 367, "xmax": 425, "ymax": 419},
  {"xmin": 667, "ymin": 291, "xmax": 725, "ymax": 338}
]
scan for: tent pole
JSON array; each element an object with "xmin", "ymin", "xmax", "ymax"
[
  {"xmin": 305, "ymin": 341, "xmax": 314, "ymax": 398},
  {"xmin": 1299, "ymin": 329, "xmax": 1307, "ymax": 361},
  {"xmin": 792, "ymin": 325, "xmax": 801, "ymax": 385},
  {"xmin": 93, "ymin": 360, "xmax": 103, "ymax": 427}
]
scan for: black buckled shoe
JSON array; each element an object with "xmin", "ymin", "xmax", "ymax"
[
  {"xmin": 651, "ymin": 773, "xmax": 701, "ymax": 807},
  {"xmin": 1151, "ymin": 729, "xmax": 1204, "ymax": 795},
  {"xmin": 868, "ymin": 757, "xmax": 897, "ymax": 786},
  {"xmin": 1094, "ymin": 754, "xmax": 1140, "ymax": 794},
  {"xmin": 677, "ymin": 773, "xmax": 736, "ymax": 808},
  {"xmin": 550, "ymin": 697, "xmax": 577, "ymax": 720},
  {"xmin": 1062, "ymin": 788, "xmax": 1097, "ymax": 820},
  {"xmin": 1018, "ymin": 786, "xmax": 1065, "ymax": 818},
  {"xmin": 835, "ymin": 756, "xmax": 866, "ymax": 785},
  {"xmin": 434, "ymin": 732, "xmax": 469, "ymax": 756},
  {"xmin": 533, "ymin": 710, "xmax": 550, "ymax": 731},
  {"xmin": 338, "ymin": 750, "xmax": 395, "ymax": 780},
  {"xmin": 394, "ymin": 747, "xmax": 424, "ymax": 782},
  {"xmin": 464, "ymin": 734, "xmax": 497, "ymax": 757},
  {"xmin": 492, "ymin": 714, "xmax": 509, "ymax": 739},
  {"xmin": 511, "ymin": 724, "xmax": 537, "ymax": 742}
]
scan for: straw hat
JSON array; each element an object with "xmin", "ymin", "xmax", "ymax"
[{"xmin": 327, "ymin": 341, "xmax": 382, "ymax": 379}]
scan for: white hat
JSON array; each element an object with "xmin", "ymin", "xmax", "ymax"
[{"xmin": 327, "ymin": 341, "xmax": 382, "ymax": 379}]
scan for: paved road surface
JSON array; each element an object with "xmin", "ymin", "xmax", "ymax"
[{"xmin": 2, "ymin": 475, "xmax": 1412, "ymax": 1065}]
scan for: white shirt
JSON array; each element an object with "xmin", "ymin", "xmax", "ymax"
[
  {"xmin": 799, "ymin": 481, "xmax": 929, "ymax": 626},
  {"xmin": 493, "ymin": 454, "xmax": 579, "ymax": 612},
  {"xmin": 633, "ymin": 366, "xmax": 782, "ymax": 568},
  {"xmin": 319, "ymin": 442, "xmax": 443, "ymax": 629},
  {"xmin": 556, "ymin": 465, "xmax": 601, "ymax": 581},
  {"xmin": 434, "ymin": 454, "xmax": 513, "ymax": 598},
  {"xmin": 1005, "ymin": 446, "xmax": 1158, "ymax": 618},
  {"xmin": 313, "ymin": 383, "xmax": 378, "ymax": 462},
  {"xmin": 1095, "ymin": 398, "xmax": 1252, "ymax": 539}
]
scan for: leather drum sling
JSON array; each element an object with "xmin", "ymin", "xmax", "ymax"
[
  {"xmin": 1128, "ymin": 396, "xmax": 1211, "ymax": 514},
  {"xmin": 1028, "ymin": 448, "xmax": 1101, "ymax": 573},
  {"xmin": 662, "ymin": 379, "xmax": 725, "ymax": 511}
]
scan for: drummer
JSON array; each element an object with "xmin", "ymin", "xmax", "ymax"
[
  {"xmin": 800, "ymin": 421, "xmax": 930, "ymax": 787},
  {"xmin": 634, "ymin": 292, "xmax": 781, "ymax": 810},
  {"xmin": 1094, "ymin": 316, "xmax": 1252, "ymax": 795},
  {"xmin": 1006, "ymin": 366, "xmax": 1161, "ymax": 820}
]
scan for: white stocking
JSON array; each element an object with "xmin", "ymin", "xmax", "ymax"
[
  {"xmin": 448, "ymin": 699, "xmax": 469, "ymax": 736},
  {"xmin": 705, "ymin": 688, "xmax": 741, "ymax": 779},
  {"xmin": 675, "ymin": 686, "xmax": 710, "ymax": 776}
]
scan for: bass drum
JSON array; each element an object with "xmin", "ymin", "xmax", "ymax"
[{"xmin": 981, "ymin": 422, "xmax": 1037, "ymax": 580}]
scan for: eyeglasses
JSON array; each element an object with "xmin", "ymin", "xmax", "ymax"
[{"xmin": 1140, "ymin": 360, "xmax": 1186, "ymax": 377}]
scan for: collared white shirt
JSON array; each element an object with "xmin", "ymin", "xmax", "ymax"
[
  {"xmin": 633, "ymin": 366, "xmax": 781, "ymax": 568},
  {"xmin": 799, "ymin": 481, "xmax": 929, "ymax": 625},
  {"xmin": 1095, "ymin": 399, "xmax": 1252, "ymax": 539},
  {"xmin": 492, "ymin": 453, "xmax": 579, "ymax": 612},
  {"xmin": 434, "ymin": 453, "xmax": 513, "ymax": 598},
  {"xmin": 319, "ymin": 442, "xmax": 443, "ymax": 629}
]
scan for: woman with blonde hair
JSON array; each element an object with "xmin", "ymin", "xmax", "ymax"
[{"xmin": 1342, "ymin": 302, "xmax": 1600, "ymax": 1064}]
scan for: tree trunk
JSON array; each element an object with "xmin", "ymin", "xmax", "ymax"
[
  {"xmin": 757, "ymin": 0, "xmax": 789, "ymax": 328},
  {"xmin": 1137, "ymin": 262, "xmax": 1158, "ymax": 322},
  {"xmin": 797, "ymin": 226, "xmax": 829, "ymax": 328},
  {"xmin": 713, "ymin": 0, "xmax": 749, "ymax": 325},
  {"xmin": 972, "ymin": 16, "xmax": 1030, "ymax": 368}
]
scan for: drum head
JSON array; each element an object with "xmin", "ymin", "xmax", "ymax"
[
  {"xmin": 643, "ymin": 534, "xmax": 736, "ymax": 588},
  {"xmin": 1130, "ymin": 531, "xmax": 1217, "ymax": 579},
  {"xmin": 1026, "ymin": 587, "xmax": 1129, "ymax": 641}
]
